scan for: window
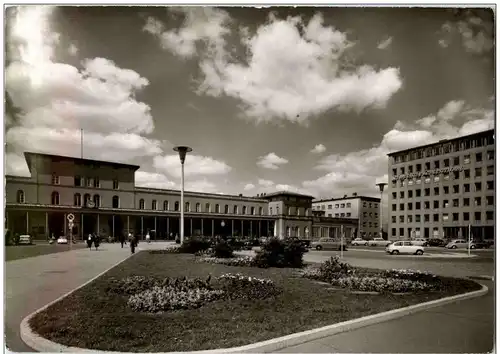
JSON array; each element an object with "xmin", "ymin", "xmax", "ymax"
[
  {"xmin": 464, "ymin": 169, "xmax": 470, "ymax": 179},
  {"xmin": 408, "ymin": 215, "xmax": 413, "ymax": 223},
  {"xmin": 453, "ymin": 213, "xmax": 459, "ymax": 221},
  {"xmin": 425, "ymin": 188, "xmax": 430, "ymax": 196},
  {"xmin": 399, "ymin": 228, "xmax": 404, "ymax": 237},
  {"xmin": 424, "ymin": 201, "xmax": 430, "ymax": 209},
  {"xmin": 259, "ymin": 207, "xmax": 263, "ymax": 215},
  {"xmin": 442, "ymin": 214, "xmax": 449, "ymax": 221},
  {"xmin": 400, "ymin": 167, "xmax": 405, "ymax": 174},
  {"xmin": 335, "ymin": 213, "xmax": 340, "ymax": 217},
  {"xmin": 270, "ymin": 207, "xmax": 273, "ymax": 215},
  {"xmin": 486, "ymin": 211, "xmax": 494, "ymax": 220},
  {"xmin": 474, "ymin": 212, "xmax": 481, "ymax": 221},
  {"xmin": 476, "ymin": 152, "xmax": 482, "ymax": 162},
  {"xmin": 463, "ymin": 212, "xmax": 469, "ymax": 221},
  {"xmin": 464, "ymin": 184, "xmax": 470, "ymax": 193},
  {"xmin": 463, "ymin": 198, "xmax": 470, "ymax": 206},
  {"xmin": 433, "ymin": 200, "xmax": 439, "ymax": 209},
  {"xmin": 341, "ymin": 203, "xmax": 346, "ymax": 208},
  {"xmin": 425, "ymin": 162, "xmax": 431, "ymax": 170},
  {"xmin": 185, "ymin": 202, "xmax": 190, "ymax": 212},
  {"xmin": 346, "ymin": 212, "xmax": 351, "ymax": 217},
  {"xmin": 444, "ymin": 159, "xmax": 450, "ymax": 167},
  {"xmin": 416, "ymin": 215, "xmax": 421, "ymax": 222},
  {"xmin": 415, "ymin": 202, "xmax": 421, "ymax": 210},
  {"xmin": 195, "ymin": 203, "xmax": 200, "ymax": 212},
  {"xmin": 392, "ymin": 168, "xmax": 397, "ymax": 176},
  {"xmin": 113, "ymin": 179, "xmax": 119, "ymax": 189},
  {"xmin": 487, "ymin": 150, "xmax": 494, "ymax": 160},
  {"xmin": 453, "ymin": 199, "xmax": 459, "ymax": 207},
  {"xmin": 487, "ymin": 165, "xmax": 494, "ymax": 175},
  {"xmin": 416, "ymin": 189, "xmax": 421, "ymax": 197},
  {"xmin": 434, "ymin": 175, "xmax": 440, "ymax": 182},
  {"xmin": 215, "ymin": 204, "xmax": 220, "ymax": 213},
  {"xmin": 434, "ymin": 160, "xmax": 440, "ymax": 169},
  {"xmin": 242, "ymin": 206, "xmax": 247, "ymax": 214},
  {"xmin": 392, "ymin": 216, "xmax": 397, "ymax": 223},
  {"xmin": 233, "ymin": 205, "xmax": 238, "ymax": 214},
  {"xmin": 112, "ymin": 196, "xmax": 120, "ymax": 208},
  {"xmin": 163, "ymin": 201, "xmax": 169, "ymax": 210},
  {"xmin": 424, "ymin": 214, "xmax": 430, "ymax": 222},
  {"xmin": 434, "ymin": 187, "xmax": 439, "ymax": 196},
  {"xmin": 416, "ymin": 177, "xmax": 422, "ymax": 185},
  {"xmin": 392, "ymin": 228, "xmax": 397, "ymax": 236},
  {"xmin": 408, "ymin": 165, "xmax": 413, "ymax": 173},
  {"xmin": 486, "ymin": 196, "xmax": 494, "ymax": 206},
  {"xmin": 346, "ymin": 203, "xmax": 351, "ymax": 207},
  {"xmin": 464, "ymin": 154, "xmax": 470, "ymax": 164},
  {"xmin": 475, "ymin": 182, "xmax": 482, "ymax": 192},
  {"xmin": 250, "ymin": 207, "xmax": 255, "ymax": 215},
  {"xmin": 328, "ymin": 204, "xmax": 332, "ymax": 209},
  {"xmin": 84, "ymin": 193, "xmax": 91, "ymax": 206},
  {"xmin": 453, "ymin": 171, "xmax": 460, "ymax": 179},
  {"xmin": 139, "ymin": 199, "xmax": 145, "ymax": 209},
  {"xmin": 225, "ymin": 205, "xmax": 229, "ymax": 214},
  {"xmin": 87, "ymin": 178, "xmax": 93, "ymax": 187},
  {"xmin": 407, "ymin": 202, "xmax": 413, "ymax": 211},
  {"xmin": 51, "ymin": 191, "xmax": 60, "ymax": 205},
  {"xmin": 175, "ymin": 202, "xmax": 180, "ymax": 211},
  {"xmin": 453, "ymin": 185, "xmax": 459, "ymax": 193},
  {"xmin": 487, "ymin": 181, "xmax": 494, "ymax": 190},
  {"xmin": 399, "ymin": 215, "xmax": 404, "ymax": 222},
  {"xmin": 474, "ymin": 167, "xmax": 482, "ymax": 178},
  {"xmin": 400, "ymin": 191, "xmax": 405, "ymax": 198},
  {"xmin": 205, "ymin": 203, "xmax": 210, "ymax": 213},
  {"xmin": 399, "ymin": 203, "xmax": 404, "ymax": 211},
  {"xmin": 52, "ymin": 174, "xmax": 60, "ymax": 185},
  {"xmin": 93, "ymin": 194, "xmax": 100, "ymax": 207},
  {"xmin": 408, "ymin": 190, "xmax": 413, "ymax": 198},
  {"xmin": 416, "ymin": 164, "xmax": 422, "ymax": 172},
  {"xmin": 425, "ymin": 177, "xmax": 431, "ymax": 184},
  {"xmin": 74, "ymin": 176, "xmax": 82, "ymax": 186},
  {"xmin": 392, "ymin": 192, "xmax": 397, "ymax": 199},
  {"xmin": 443, "ymin": 172, "xmax": 450, "ymax": 180},
  {"xmin": 392, "ymin": 204, "xmax": 397, "ymax": 211},
  {"xmin": 474, "ymin": 197, "xmax": 481, "ymax": 206},
  {"xmin": 444, "ymin": 186, "xmax": 449, "ymax": 194},
  {"xmin": 335, "ymin": 204, "xmax": 339, "ymax": 208},
  {"xmin": 392, "ymin": 181, "xmax": 397, "ymax": 188},
  {"xmin": 400, "ymin": 180, "xmax": 405, "ymax": 187},
  {"xmin": 94, "ymin": 178, "xmax": 100, "ymax": 188},
  {"xmin": 443, "ymin": 200, "xmax": 449, "ymax": 208},
  {"xmin": 74, "ymin": 193, "xmax": 81, "ymax": 206},
  {"xmin": 433, "ymin": 214, "xmax": 439, "ymax": 222},
  {"xmin": 341, "ymin": 213, "xmax": 346, "ymax": 217},
  {"xmin": 16, "ymin": 190, "xmax": 25, "ymax": 203}
]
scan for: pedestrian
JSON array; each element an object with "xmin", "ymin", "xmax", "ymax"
[
  {"xmin": 94, "ymin": 233, "xmax": 100, "ymax": 251},
  {"xmin": 130, "ymin": 233, "xmax": 136, "ymax": 254},
  {"xmin": 120, "ymin": 233, "xmax": 125, "ymax": 248},
  {"xmin": 146, "ymin": 231, "xmax": 151, "ymax": 244},
  {"xmin": 87, "ymin": 233, "xmax": 93, "ymax": 249}
]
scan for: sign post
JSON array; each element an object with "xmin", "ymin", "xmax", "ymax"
[
  {"xmin": 468, "ymin": 224, "xmax": 471, "ymax": 257},
  {"xmin": 67, "ymin": 214, "xmax": 75, "ymax": 247}
]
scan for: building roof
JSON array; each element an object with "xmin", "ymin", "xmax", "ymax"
[
  {"xmin": 387, "ymin": 129, "xmax": 494, "ymax": 157},
  {"xmin": 135, "ymin": 186, "xmax": 269, "ymax": 202},
  {"xmin": 313, "ymin": 195, "xmax": 381, "ymax": 203},
  {"xmin": 259, "ymin": 191, "xmax": 315, "ymax": 200},
  {"xmin": 23, "ymin": 152, "xmax": 141, "ymax": 172}
]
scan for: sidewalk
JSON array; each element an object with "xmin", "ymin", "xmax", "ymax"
[
  {"xmin": 277, "ymin": 280, "xmax": 494, "ymax": 353},
  {"xmin": 5, "ymin": 243, "xmax": 134, "ymax": 352}
]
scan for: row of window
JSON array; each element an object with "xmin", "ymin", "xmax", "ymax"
[
  {"xmin": 392, "ymin": 181, "xmax": 495, "ymax": 199},
  {"xmin": 392, "ymin": 151, "xmax": 494, "ymax": 175},
  {"xmin": 391, "ymin": 166, "xmax": 494, "ymax": 187},
  {"xmin": 326, "ymin": 212, "xmax": 352, "ymax": 217},
  {"xmin": 391, "ymin": 211, "xmax": 494, "ymax": 224},
  {"xmin": 391, "ymin": 135, "xmax": 494, "ymax": 164},
  {"xmin": 392, "ymin": 196, "xmax": 495, "ymax": 211},
  {"xmin": 51, "ymin": 175, "xmax": 120, "ymax": 190},
  {"xmin": 314, "ymin": 201, "xmax": 378, "ymax": 210},
  {"xmin": 269, "ymin": 206, "xmax": 310, "ymax": 216},
  {"xmin": 392, "ymin": 181, "xmax": 495, "ymax": 195}
]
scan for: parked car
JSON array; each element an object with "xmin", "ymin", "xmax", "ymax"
[
  {"xmin": 311, "ymin": 238, "xmax": 348, "ymax": 251},
  {"xmin": 410, "ymin": 238, "xmax": 429, "ymax": 247},
  {"xmin": 57, "ymin": 236, "xmax": 68, "ymax": 245},
  {"xmin": 18, "ymin": 234, "xmax": 33, "ymax": 245},
  {"xmin": 386, "ymin": 241, "xmax": 425, "ymax": 255},
  {"xmin": 469, "ymin": 240, "xmax": 491, "ymax": 249},
  {"xmin": 427, "ymin": 238, "xmax": 446, "ymax": 247},
  {"xmin": 289, "ymin": 237, "xmax": 312, "ymax": 249},
  {"xmin": 367, "ymin": 238, "xmax": 392, "ymax": 247},
  {"xmin": 351, "ymin": 238, "xmax": 368, "ymax": 246},
  {"xmin": 445, "ymin": 239, "xmax": 470, "ymax": 249}
]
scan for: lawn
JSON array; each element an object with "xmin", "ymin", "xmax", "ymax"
[
  {"xmin": 5, "ymin": 243, "xmax": 87, "ymax": 261},
  {"xmin": 30, "ymin": 251, "xmax": 481, "ymax": 352}
]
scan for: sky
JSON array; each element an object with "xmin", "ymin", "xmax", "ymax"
[{"xmin": 5, "ymin": 6, "xmax": 495, "ymax": 206}]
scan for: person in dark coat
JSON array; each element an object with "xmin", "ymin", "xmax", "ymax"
[
  {"xmin": 94, "ymin": 233, "xmax": 100, "ymax": 250},
  {"xmin": 87, "ymin": 233, "xmax": 93, "ymax": 249},
  {"xmin": 129, "ymin": 233, "xmax": 136, "ymax": 254},
  {"xmin": 120, "ymin": 233, "xmax": 125, "ymax": 248}
]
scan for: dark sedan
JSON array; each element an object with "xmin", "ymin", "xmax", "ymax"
[{"xmin": 427, "ymin": 238, "xmax": 447, "ymax": 247}]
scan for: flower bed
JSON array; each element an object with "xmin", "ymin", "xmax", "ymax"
[{"xmin": 195, "ymin": 255, "xmax": 256, "ymax": 267}]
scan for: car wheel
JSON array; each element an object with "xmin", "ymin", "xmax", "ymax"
[
  {"xmin": 470, "ymin": 245, "xmax": 476, "ymax": 249},
  {"xmin": 451, "ymin": 245, "xmax": 457, "ymax": 249},
  {"xmin": 391, "ymin": 250, "xmax": 399, "ymax": 255},
  {"xmin": 316, "ymin": 245, "xmax": 322, "ymax": 251},
  {"xmin": 415, "ymin": 250, "xmax": 424, "ymax": 255}
]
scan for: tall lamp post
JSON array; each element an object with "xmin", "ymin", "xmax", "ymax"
[
  {"xmin": 174, "ymin": 146, "xmax": 192, "ymax": 244},
  {"xmin": 376, "ymin": 182, "xmax": 387, "ymax": 239}
]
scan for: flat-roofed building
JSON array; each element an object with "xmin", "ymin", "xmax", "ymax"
[{"xmin": 387, "ymin": 129, "xmax": 495, "ymax": 241}]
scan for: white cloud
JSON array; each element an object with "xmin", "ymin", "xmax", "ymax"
[
  {"xmin": 147, "ymin": 10, "xmax": 403, "ymax": 125},
  {"xmin": 377, "ymin": 36, "xmax": 393, "ymax": 50},
  {"xmin": 311, "ymin": 143, "xmax": 326, "ymax": 154},
  {"xmin": 257, "ymin": 152, "xmax": 289, "ymax": 170},
  {"xmin": 68, "ymin": 43, "xmax": 78, "ymax": 56},
  {"xmin": 303, "ymin": 100, "xmax": 494, "ymax": 199},
  {"xmin": 153, "ymin": 154, "xmax": 231, "ymax": 179},
  {"xmin": 258, "ymin": 178, "xmax": 275, "ymax": 187},
  {"xmin": 6, "ymin": 6, "xmax": 161, "ymax": 176},
  {"xmin": 243, "ymin": 183, "xmax": 255, "ymax": 191}
]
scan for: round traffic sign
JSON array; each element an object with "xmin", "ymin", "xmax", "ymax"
[
  {"xmin": 221, "ymin": 221, "xmax": 225, "ymax": 227},
  {"xmin": 87, "ymin": 200, "xmax": 95, "ymax": 208},
  {"xmin": 67, "ymin": 213, "xmax": 75, "ymax": 222}
]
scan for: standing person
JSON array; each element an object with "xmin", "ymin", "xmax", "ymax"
[
  {"xmin": 130, "ymin": 233, "xmax": 136, "ymax": 254},
  {"xmin": 120, "ymin": 233, "xmax": 125, "ymax": 248},
  {"xmin": 94, "ymin": 233, "xmax": 100, "ymax": 251},
  {"xmin": 146, "ymin": 231, "xmax": 151, "ymax": 244},
  {"xmin": 87, "ymin": 233, "xmax": 93, "ymax": 249}
]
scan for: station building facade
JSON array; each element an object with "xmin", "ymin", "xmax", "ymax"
[
  {"xmin": 388, "ymin": 129, "xmax": 495, "ymax": 241},
  {"xmin": 5, "ymin": 152, "xmax": 358, "ymax": 241}
]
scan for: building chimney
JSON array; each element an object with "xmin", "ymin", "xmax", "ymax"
[
  {"xmin": 343, "ymin": 194, "xmax": 347, "ymax": 198},
  {"xmin": 352, "ymin": 192, "xmax": 357, "ymax": 197},
  {"xmin": 239, "ymin": 193, "xmax": 243, "ymax": 197}
]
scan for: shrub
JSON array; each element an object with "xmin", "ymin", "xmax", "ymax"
[
  {"xmin": 106, "ymin": 276, "xmax": 160, "ymax": 295},
  {"xmin": 317, "ymin": 256, "xmax": 354, "ymax": 281},
  {"xmin": 253, "ymin": 237, "xmax": 306, "ymax": 268},
  {"xmin": 216, "ymin": 273, "xmax": 281, "ymax": 300},
  {"xmin": 195, "ymin": 256, "xmax": 256, "ymax": 267},
  {"xmin": 330, "ymin": 275, "xmax": 436, "ymax": 293},
  {"xmin": 178, "ymin": 238, "xmax": 211, "ymax": 254},
  {"xmin": 213, "ymin": 241, "xmax": 234, "ymax": 258},
  {"xmin": 149, "ymin": 247, "xmax": 180, "ymax": 254}
]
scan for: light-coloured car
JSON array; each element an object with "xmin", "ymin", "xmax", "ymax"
[
  {"xmin": 386, "ymin": 241, "xmax": 424, "ymax": 255},
  {"xmin": 410, "ymin": 238, "xmax": 429, "ymax": 247},
  {"xmin": 445, "ymin": 239, "xmax": 469, "ymax": 249},
  {"xmin": 312, "ymin": 238, "xmax": 348, "ymax": 251},
  {"xmin": 367, "ymin": 237, "xmax": 392, "ymax": 247},
  {"xmin": 351, "ymin": 238, "xmax": 368, "ymax": 246},
  {"xmin": 57, "ymin": 236, "xmax": 68, "ymax": 245},
  {"xmin": 18, "ymin": 234, "xmax": 32, "ymax": 245}
]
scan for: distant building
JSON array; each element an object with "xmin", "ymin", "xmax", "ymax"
[
  {"xmin": 312, "ymin": 194, "xmax": 381, "ymax": 239},
  {"xmin": 5, "ymin": 152, "xmax": 356, "ymax": 241},
  {"xmin": 387, "ymin": 129, "xmax": 495, "ymax": 241}
]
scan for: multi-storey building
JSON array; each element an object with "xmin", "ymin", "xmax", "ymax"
[
  {"xmin": 312, "ymin": 194, "xmax": 381, "ymax": 238},
  {"xmin": 5, "ymin": 152, "xmax": 357, "ymax": 241},
  {"xmin": 388, "ymin": 129, "xmax": 495, "ymax": 241}
]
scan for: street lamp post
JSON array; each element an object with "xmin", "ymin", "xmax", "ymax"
[
  {"xmin": 376, "ymin": 182, "xmax": 387, "ymax": 239},
  {"xmin": 174, "ymin": 146, "xmax": 192, "ymax": 244}
]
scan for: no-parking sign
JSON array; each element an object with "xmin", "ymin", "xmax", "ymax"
[{"xmin": 67, "ymin": 213, "xmax": 75, "ymax": 222}]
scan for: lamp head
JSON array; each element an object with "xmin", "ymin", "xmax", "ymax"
[
  {"xmin": 173, "ymin": 146, "xmax": 193, "ymax": 164},
  {"xmin": 376, "ymin": 182, "xmax": 388, "ymax": 193}
]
